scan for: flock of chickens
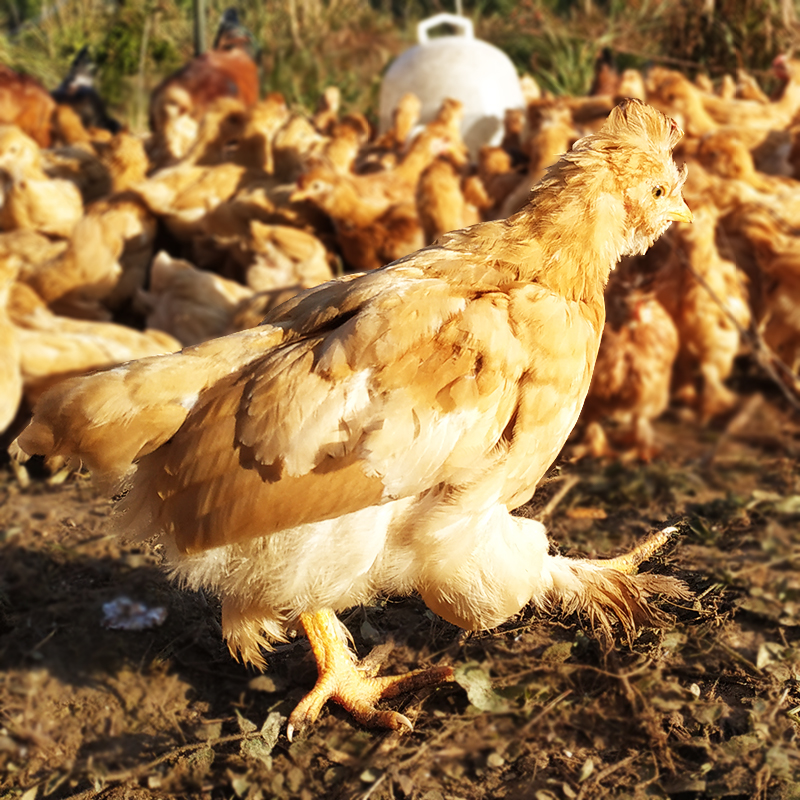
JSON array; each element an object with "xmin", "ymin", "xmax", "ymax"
[
  {"xmin": 1, "ymin": 23, "xmax": 800, "ymax": 465},
  {"xmin": 4, "ymin": 12, "xmax": 792, "ymax": 736},
  {"xmin": 14, "ymin": 91, "xmax": 693, "ymax": 735}
]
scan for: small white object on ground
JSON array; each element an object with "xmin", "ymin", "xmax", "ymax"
[{"xmin": 102, "ymin": 596, "xmax": 167, "ymax": 630}]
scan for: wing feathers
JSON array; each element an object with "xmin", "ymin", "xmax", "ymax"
[
  {"xmin": 127, "ymin": 378, "xmax": 386, "ymax": 552},
  {"xmin": 23, "ymin": 264, "xmax": 557, "ymax": 555},
  {"xmin": 120, "ymin": 269, "xmax": 533, "ymax": 552},
  {"xmin": 17, "ymin": 327, "xmax": 284, "ymax": 481}
]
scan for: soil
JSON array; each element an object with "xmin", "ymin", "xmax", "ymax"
[{"xmin": 1, "ymin": 384, "xmax": 799, "ymax": 800}]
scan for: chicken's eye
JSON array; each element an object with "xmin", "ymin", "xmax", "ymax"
[{"xmin": 653, "ymin": 186, "xmax": 665, "ymax": 198}]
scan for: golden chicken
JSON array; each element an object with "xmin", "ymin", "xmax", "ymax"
[
  {"xmin": 16, "ymin": 100, "xmax": 692, "ymax": 738},
  {"xmin": 576, "ymin": 273, "xmax": 679, "ymax": 461},
  {"xmin": 656, "ymin": 204, "xmax": 751, "ymax": 420},
  {"xmin": 0, "ymin": 255, "xmax": 22, "ymax": 433},
  {"xmin": 0, "ymin": 125, "xmax": 84, "ymax": 238}
]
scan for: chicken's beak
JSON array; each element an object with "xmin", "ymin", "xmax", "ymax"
[{"xmin": 668, "ymin": 196, "xmax": 693, "ymax": 224}]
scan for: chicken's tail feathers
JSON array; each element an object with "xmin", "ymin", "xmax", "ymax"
[{"xmin": 13, "ymin": 326, "xmax": 281, "ymax": 486}]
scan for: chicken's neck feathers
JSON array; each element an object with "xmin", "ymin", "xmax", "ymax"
[
  {"xmin": 435, "ymin": 164, "xmax": 630, "ymax": 306},
  {"xmin": 508, "ymin": 189, "xmax": 621, "ymax": 303}
]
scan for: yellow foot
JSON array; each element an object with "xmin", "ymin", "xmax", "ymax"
[
  {"xmin": 286, "ymin": 608, "xmax": 453, "ymax": 740},
  {"xmin": 591, "ymin": 525, "xmax": 679, "ymax": 575}
]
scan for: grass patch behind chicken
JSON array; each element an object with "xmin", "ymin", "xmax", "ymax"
[{"xmin": 1, "ymin": 0, "xmax": 798, "ymax": 131}]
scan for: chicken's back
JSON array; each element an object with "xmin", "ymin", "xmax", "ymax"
[
  {"xmin": 0, "ymin": 67, "xmax": 56, "ymax": 148},
  {"xmin": 149, "ymin": 49, "xmax": 258, "ymax": 131}
]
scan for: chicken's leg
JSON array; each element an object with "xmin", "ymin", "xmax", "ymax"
[{"xmin": 286, "ymin": 608, "xmax": 453, "ymax": 740}]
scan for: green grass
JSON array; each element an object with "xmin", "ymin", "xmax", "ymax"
[{"xmin": 0, "ymin": 0, "xmax": 798, "ymax": 131}]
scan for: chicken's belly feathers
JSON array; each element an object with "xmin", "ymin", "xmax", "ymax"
[{"xmin": 16, "ymin": 99, "xmax": 693, "ymax": 736}]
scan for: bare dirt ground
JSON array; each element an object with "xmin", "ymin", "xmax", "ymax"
[{"xmin": 1, "ymin": 380, "xmax": 799, "ymax": 800}]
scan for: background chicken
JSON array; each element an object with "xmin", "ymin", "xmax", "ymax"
[
  {"xmin": 236, "ymin": 222, "xmax": 334, "ymax": 291},
  {"xmin": 0, "ymin": 125, "xmax": 84, "ymax": 238},
  {"xmin": 17, "ymin": 194, "xmax": 156, "ymax": 321},
  {"xmin": 500, "ymin": 100, "xmax": 577, "ymax": 218},
  {"xmin": 695, "ymin": 131, "xmax": 798, "ymax": 194},
  {"xmin": 720, "ymin": 202, "xmax": 800, "ymax": 372},
  {"xmin": 51, "ymin": 46, "xmax": 122, "ymax": 138},
  {"xmin": 0, "ymin": 255, "xmax": 22, "ymax": 433},
  {"xmin": 0, "ymin": 66, "xmax": 56, "ymax": 148},
  {"xmin": 416, "ymin": 153, "xmax": 481, "ymax": 243},
  {"xmin": 18, "ymin": 100, "xmax": 691, "ymax": 738},
  {"xmin": 8, "ymin": 280, "xmax": 180, "ymax": 405},
  {"xmin": 656, "ymin": 203, "xmax": 752, "ymax": 420},
  {"xmin": 148, "ymin": 8, "xmax": 259, "ymax": 165},
  {"xmin": 575, "ymin": 271, "xmax": 679, "ymax": 461},
  {"xmin": 290, "ymin": 105, "xmax": 468, "ymax": 270},
  {"xmin": 136, "ymin": 250, "xmax": 255, "ymax": 346},
  {"xmin": 646, "ymin": 63, "xmax": 797, "ymax": 177}
]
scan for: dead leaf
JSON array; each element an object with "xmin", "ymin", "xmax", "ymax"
[
  {"xmin": 240, "ymin": 737, "xmax": 274, "ymax": 767},
  {"xmin": 541, "ymin": 642, "xmax": 573, "ymax": 663},
  {"xmin": 453, "ymin": 662, "xmax": 509, "ymax": 713},
  {"xmin": 578, "ymin": 757, "xmax": 594, "ymax": 782},
  {"xmin": 566, "ymin": 507, "xmax": 607, "ymax": 520},
  {"xmin": 235, "ymin": 709, "xmax": 257, "ymax": 734},
  {"xmin": 720, "ymin": 733, "xmax": 762, "ymax": 758},
  {"xmin": 260, "ymin": 711, "xmax": 283, "ymax": 749},
  {"xmin": 248, "ymin": 675, "xmax": 286, "ymax": 693}
]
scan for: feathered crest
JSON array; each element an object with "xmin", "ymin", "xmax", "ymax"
[
  {"xmin": 595, "ymin": 98, "xmax": 683, "ymax": 155},
  {"xmin": 539, "ymin": 98, "xmax": 684, "ymax": 192}
]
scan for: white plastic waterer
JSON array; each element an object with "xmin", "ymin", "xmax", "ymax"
[{"xmin": 378, "ymin": 12, "xmax": 525, "ymax": 157}]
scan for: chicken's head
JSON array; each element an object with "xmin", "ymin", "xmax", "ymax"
[{"xmin": 592, "ymin": 98, "xmax": 693, "ymax": 255}]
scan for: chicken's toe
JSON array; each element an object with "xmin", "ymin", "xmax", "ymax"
[
  {"xmin": 590, "ymin": 525, "xmax": 680, "ymax": 575},
  {"xmin": 287, "ymin": 608, "xmax": 453, "ymax": 739}
]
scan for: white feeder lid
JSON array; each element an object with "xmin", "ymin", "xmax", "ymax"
[{"xmin": 379, "ymin": 12, "xmax": 525, "ymax": 156}]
